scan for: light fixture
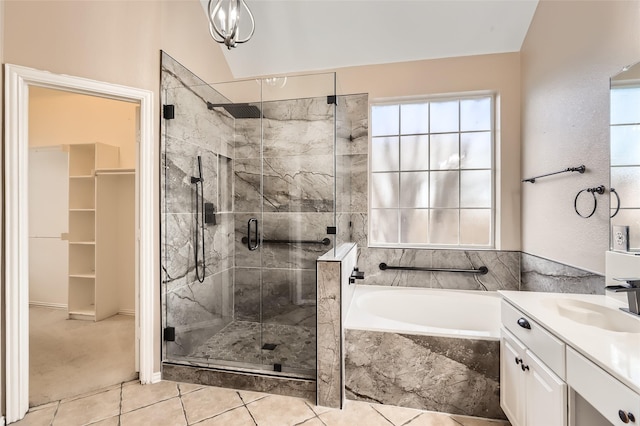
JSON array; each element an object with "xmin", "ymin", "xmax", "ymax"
[
  {"xmin": 263, "ymin": 77, "xmax": 287, "ymax": 88},
  {"xmin": 207, "ymin": 0, "xmax": 255, "ymax": 49}
]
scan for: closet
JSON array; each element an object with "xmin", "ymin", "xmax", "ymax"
[{"xmin": 66, "ymin": 142, "xmax": 135, "ymax": 321}]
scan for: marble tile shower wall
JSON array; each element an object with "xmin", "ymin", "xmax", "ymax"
[
  {"xmin": 161, "ymin": 54, "xmax": 235, "ymax": 357},
  {"xmin": 233, "ymin": 97, "xmax": 336, "ymax": 329},
  {"xmin": 336, "ymin": 94, "xmax": 369, "ymax": 251}
]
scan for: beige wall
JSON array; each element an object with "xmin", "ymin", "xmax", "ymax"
[
  {"xmin": 29, "ymin": 87, "xmax": 138, "ymax": 168},
  {"xmin": 333, "ymin": 53, "xmax": 522, "ymax": 250},
  {"xmin": 520, "ymin": 0, "xmax": 640, "ymax": 274},
  {"xmin": 3, "ymin": 0, "xmax": 233, "ymax": 376}
]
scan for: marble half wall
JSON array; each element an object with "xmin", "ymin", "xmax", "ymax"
[
  {"xmin": 521, "ymin": 252, "xmax": 605, "ymax": 294},
  {"xmin": 345, "ymin": 329, "xmax": 505, "ymax": 420},
  {"xmin": 317, "ymin": 243, "xmax": 358, "ymax": 409}
]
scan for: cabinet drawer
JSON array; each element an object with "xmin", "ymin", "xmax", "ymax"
[
  {"xmin": 502, "ymin": 300, "xmax": 565, "ymax": 378},
  {"xmin": 567, "ymin": 347, "xmax": 640, "ymax": 426}
]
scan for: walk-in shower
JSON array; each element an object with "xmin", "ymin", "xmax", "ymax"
[{"xmin": 160, "ymin": 52, "xmax": 344, "ymax": 382}]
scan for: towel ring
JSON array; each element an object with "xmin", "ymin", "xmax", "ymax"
[
  {"xmin": 611, "ymin": 187, "xmax": 621, "ymax": 218},
  {"xmin": 574, "ymin": 186, "xmax": 604, "ymax": 218}
]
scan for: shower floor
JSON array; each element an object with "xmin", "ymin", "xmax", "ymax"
[{"xmin": 188, "ymin": 320, "xmax": 316, "ymax": 372}]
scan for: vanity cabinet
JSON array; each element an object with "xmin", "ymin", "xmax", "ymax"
[
  {"xmin": 567, "ymin": 347, "xmax": 639, "ymax": 425},
  {"xmin": 501, "ymin": 301, "xmax": 568, "ymax": 426}
]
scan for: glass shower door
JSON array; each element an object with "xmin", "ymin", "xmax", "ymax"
[
  {"xmin": 255, "ymin": 74, "xmax": 336, "ymax": 375},
  {"xmin": 161, "ymin": 51, "xmax": 336, "ymax": 379},
  {"xmin": 161, "ymin": 79, "xmax": 238, "ymax": 366}
]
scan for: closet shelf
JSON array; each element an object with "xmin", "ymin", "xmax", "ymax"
[
  {"xmin": 69, "ymin": 274, "xmax": 96, "ymax": 279},
  {"xmin": 95, "ymin": 168, "xmax": 135, "ymax": 175},
  {"xmin": 68, "ymin": 143, "xmax": 124, "ymax": 322}
]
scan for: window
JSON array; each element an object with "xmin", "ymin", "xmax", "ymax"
[
  {"xmin": 369, "ymin": 94, "xmax": 494, "ymax": 248},
  {"xmin": 610, "ymin": 82, "xmax": 640, "ymax": 248}
]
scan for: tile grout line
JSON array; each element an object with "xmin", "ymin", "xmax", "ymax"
[
  {"xmin": 241, "ymin": 396, "xmax": 259, "ymax": 426},
  {"xmin": 120, "ymin": 394, "xmax": 182, "ymax": 415},
  {"xmin": 399, "ymin": 413, "xmax": 424, "ymax": 426},
  {"xmin": 182, "ymin": 391, "xmax": 247, "ymax": 426},
  {"xmin": 117, "ymin": 382, "xmax": 124, "ymax": 426},
  {"xmin": 188, "ymin": 404, "xmax": 247, "ymax": 426},
  {"xmin": 48, "ymin": 400, "xmax": 61, "ymax": 426},
  {"xmin": 449, "ymin": 417, "xmax": 465, "ymax": 426},
  {"xmin": 369, "ymin": 404, "xmax": 400, "ymax": 426},
  {"xmin": 56, "ymin": 383, "xmax": 125, "ymax": 405},
  {"xmin": 119, "ymin": 382, "xmax": 124, "ymax": 419},
  {"xmin": 303, "ymin": 401, "xmax": 328, "ymax": 425},
  {"xmin": 177, "ymin": 383, "xmax": 190, "ymax": 425}
]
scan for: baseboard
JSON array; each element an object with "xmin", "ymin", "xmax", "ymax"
[
  {"xmin": 118, "ymin": 309, "xmax": 135, "ymax": 316},
  {"xmin": 151, "ymin": 371, "xmax": 162, "ymax": 383},
  {"xmin": 29, "ymin": 301, "xmax": 67, "ymax": 310}
]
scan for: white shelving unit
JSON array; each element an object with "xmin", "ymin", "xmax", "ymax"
[{"xmin": 67, "ymin": 143, "xmax": 120, "ymax": 321}]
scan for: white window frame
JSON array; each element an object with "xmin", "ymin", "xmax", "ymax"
[{"xmin": 368, "ymin": 92, "xmax": 496, "ymax": 250}]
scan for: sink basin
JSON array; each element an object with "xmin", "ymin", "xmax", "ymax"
[{"xmin": 543, "ymin": 299, "xmax": 640, "ymax": 333}]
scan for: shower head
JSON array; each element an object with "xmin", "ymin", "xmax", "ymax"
[{"xmin": 207, "ymin": 102, "xmax": 261, "ymax": 119}]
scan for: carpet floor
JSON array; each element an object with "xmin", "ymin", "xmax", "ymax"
[{"xmin": 29, "ymin": 306, "xmax": 137, "ymax": 407}]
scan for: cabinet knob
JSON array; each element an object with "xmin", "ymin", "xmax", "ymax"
[
  {"xmin": 514, "ymin": 357, "xmax": 522, "ymax": 365},
  {"xmin": 521, "ymin": 364, "xmax": 529, "ymax": 372},
  {"xmin": 619, "ymin": 410, "xmax": 635, "ymax": 423},
  {"xmin": 517, "ymin": 317, "xmax": 531, "ymax": 329}
]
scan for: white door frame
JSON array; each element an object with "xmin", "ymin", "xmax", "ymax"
[{"xmin": 4, "ymin": 64, "xmax": 156, "ymax": 423}]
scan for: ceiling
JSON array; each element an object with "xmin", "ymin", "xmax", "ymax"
[{"xmin": 201, "ymin": 0, "xmax": 539, "ymax": 79}]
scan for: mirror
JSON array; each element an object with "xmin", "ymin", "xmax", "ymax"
[{"xmin": 610, "ymin": 62, "xmax": 640, "ymax": 250}]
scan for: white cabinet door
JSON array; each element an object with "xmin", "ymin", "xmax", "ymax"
[
  {"xmin": 501, "ymin": 330, "xmax": 527, "ymax": 426},
  {"xmin": 525, "ymin": 349, "xmax": 567, "ymax": 426}
]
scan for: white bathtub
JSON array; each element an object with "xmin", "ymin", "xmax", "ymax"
[{"xmin": 345, "ymin": 285, "xmax": 501, "ymax": 339}]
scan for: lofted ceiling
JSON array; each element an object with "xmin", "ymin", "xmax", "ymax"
[{"xmin": 201, "ymin": 0, "xmax": 539, "ymax": 79}]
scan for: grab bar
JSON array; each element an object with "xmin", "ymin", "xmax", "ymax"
[
  {"xmin": 247, "ymin": 218, "xmax": 259, "ymax": 251},
  {"xmin": 379, "ymin": 263, "xmax": 489, "ymax": 275},
  {"xmin": 241, "ymin": 237, "xmax": 331, "ymax": 246}
]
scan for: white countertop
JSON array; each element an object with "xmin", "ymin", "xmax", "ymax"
[{"xmin": 499, "ymin": 291, "xmax": 640, "ymax": 395}]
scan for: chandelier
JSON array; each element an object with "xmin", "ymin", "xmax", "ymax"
[{"xmin": 207, "ymin": 0, "xmax": 255, "ymax": 49}]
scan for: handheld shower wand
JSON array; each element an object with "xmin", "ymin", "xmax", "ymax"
[{"xmin": 192, "ymin": 156, "xmax": 206, "ymax": 283}]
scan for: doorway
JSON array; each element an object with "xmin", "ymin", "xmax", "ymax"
[
  {"xmin": 4, "ymin": 64, "xmax": 155, "ymax": 423},
  {"xmin": 27, "ymin": 87, "xmax": 138, "ymax": 405}
]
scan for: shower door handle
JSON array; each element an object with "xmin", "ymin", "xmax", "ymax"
[{"xmin": 247, "ymin": 218, "xmax": 259, "ymax": 251}]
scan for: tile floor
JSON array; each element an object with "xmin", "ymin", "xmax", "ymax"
[{"xmin": 14, "ymin": 380, "xmax": 511, "ymax": 426}]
